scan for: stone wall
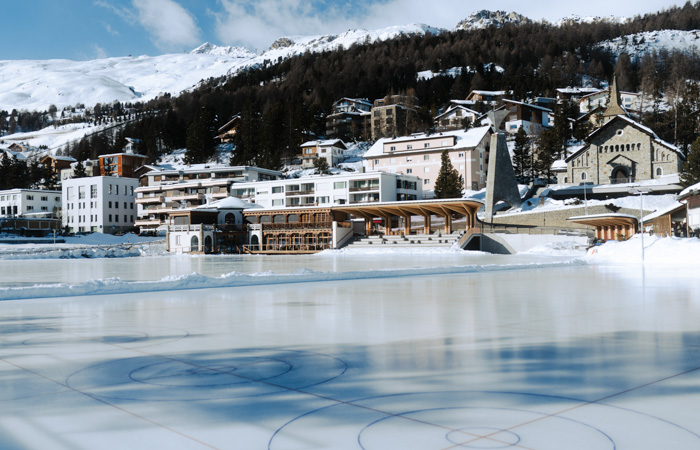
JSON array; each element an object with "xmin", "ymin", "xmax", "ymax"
[{"xmin": 487, "ymin": 204, "xmax": 647, "ymax": 229}]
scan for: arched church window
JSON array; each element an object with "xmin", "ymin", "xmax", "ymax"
[
  {"xmin": 656, "ymin": 167, "xmax": 663, "ymax": 176},
  {"xmin": 581, "ymin": 172, "xmax": 588, "ymax": 181}
]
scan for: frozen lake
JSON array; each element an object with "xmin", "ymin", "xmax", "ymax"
[{"xmin": 1, "ymin": 252, "xmax": 700, "ymax": 449}]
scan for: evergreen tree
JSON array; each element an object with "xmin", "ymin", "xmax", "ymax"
[
  {"xmin": 680, "ymin": 137, "xmax": 700, "ymax": 187},
  {"xmin": 313, "ymin": 156, "xmax": 330, "ymax": 174},
  {"xmin": 72, "ymin": 160, "xmax": 88, "ymax": 178},
  {"xmin": 534, "ymin": 129, "xmax": 558, "ymax": 182},
  {"xmin": 433, "ymin": 149, "xmax": 464, "ymax": 198},
  {"xmin": 512, "ymin": 127, "xmax": 531, "ymax": 181},
  {"xmin": 185, "ymin": 108, "xmax": 216, "ymax": 165}
]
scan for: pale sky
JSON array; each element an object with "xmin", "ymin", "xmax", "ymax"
[{"xmin": 1, "ymin": 0, "xmax": 684, "ymax": 60}]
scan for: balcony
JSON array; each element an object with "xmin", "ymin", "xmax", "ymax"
[
  {"xmin": 349, "ymin": 186, "xmax": 380, "ymax": 192},
  {"xmin": 170, "ymin": 193, "xmax": 204, "ymax": 201},
  {"xmin": 135, "ymin": 196, "xmax": 164, "ymax": 204},
  {"xmin": 135, "ymin": 219, "xmax": 163, "ymax": 227},
  {"xmin": 285, "ymin": 190, "xmax": 315, "ymax": 196}
]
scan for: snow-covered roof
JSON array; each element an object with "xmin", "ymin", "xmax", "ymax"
[
  {"xmin": 363, "ymin": 126, "xmax": 491, "ymax": 159},
  {"xmin": 142, "ymin": 163, "xmax": 281, "ymax": 176},
  {"xmin": 300, "ymin": 139, "xmax": 345, "ymax": 148},
  {"xmin": 0, "ymin": 149, "xmax": 28, "ymax": 160},
  {"xmin": 503, "ymin": 99, "xmax": 552, "ymax": 112},
  {"xmin": 435, "ymin": 104, "xmax": 480, "ymax": 120},
  {"xmin": 551, "ymin": 159, "xmax": 567, "ymax": 171},
  {"xmin": 642, "ymin": 201, "xmax": 685, "ymax": 222},
  {"xmin": 568, "ymin": 213, "xmax": 638, "ymax": 221},
  {"xmin": 556, "ymin": 87, "xmax": 602, "ymax": 95},
  {"xmin": 195, "ymin": 196, "xmax": 262, "ymax": 210},
  {"xmin": 679, "ymin": 181, "xmax": 700, "ymax": 199}
]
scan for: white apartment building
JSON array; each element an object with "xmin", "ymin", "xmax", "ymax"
[
  {"xmin": 363, "ymin": 126, "xmax": 492, "ymax": 196},
  {"xmin": 0, "ymin": 189, "xmax": 61, "ymax": 217},
  {"xmin": 231, "ymin": 171, "xmax": 422, "ymax": 208},
  {"xmin": 62, "ymin": 176, "xmax": 139, "ymax": 234},
  {"xmin": 135, "ymin": 164, "xmax": 282, "ymax": 233}
]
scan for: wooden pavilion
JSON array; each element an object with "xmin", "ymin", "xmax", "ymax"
[{"xmin": 567, "ymin": 213, "xmax": 638, "ymax": 241}]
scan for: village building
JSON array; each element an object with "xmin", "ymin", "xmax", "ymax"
[
  {"xmin": 363, "ymin": 126, "xmax": 492, "ymax": 195},
  {"xmin": 434, "ymin": 103, "xmax": 481, "ymax": 131},
  {"xmin": 561, "ymin": 115, "xmax": 684, "ymax": 185},
  {"xmin": 298, "ymin": 139, "xmax": 347, "ymax": 168},
  {"xmin": 60, "ymin": 160, "xmax": 100, "ymax": 181},
  {"xmin": 325, "ymin": 98, "xmax": 371, "ymax": 140},
  {"xmin": 0, "ymin": 148, "xmax": 28, "ymax": 163},
  {"xmin": 62, "ymin": 176, "xmax": 138, "ymax": 234},
  {"xmin": 231, "ymin": 171, "xmax": 421, "ymax": 208},
  {"xmin": 135, "ymin": 164, "xmax": 281, "ymax": 233},
  {"xmin": 578, "ymin": 82, "xmax": 640, "ymax": 119},
  {"xmin": 165, "ymin": 197, "xmax": 255, "ymax": 254},
  {"xmin": 556, "ymin": 86, "xmax": 602, "ymax": 103},
  {"xmin": 643, "ymin": 201, "xmax": 688, "ymax": 237},
  {"xmin": 0, "ymin": 188, "xmax": 61, "ymax": 218},
  {"xmin": 40, "ymin": 154, "xmax": 77, "ymax": 180},
  {"xmin": 502, "ymin": 99, "xmax": 552, "ymax": 135},
  {"xmin": 567, "ymin": 213, "xmax": 638, "ymax": 241},
  {"xmin": 370, "ymin": 95, "xmax": 419, "ymax": 140},
  {"xmin": 216, "ymin": 115, "xmax": 240, "ymax": 143},
  {"xmin": 678, "ymin": 181, "xmax": 700, "ymax": 235},
  {"xmin": 99, "ymin": 151, "xmax": 148, "ymax": 178},
  {"xmin": 465, "ymin": 90, "xmax": 511, "ymax": 106}
]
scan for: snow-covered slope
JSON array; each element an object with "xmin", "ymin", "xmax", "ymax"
[
  {"xmin": 0, "ymin": 25, "xmax": 441, "ymax": 114},
  {"xmin": 598, "ymin": 29, "xmax": 700, "ymax": 59}
]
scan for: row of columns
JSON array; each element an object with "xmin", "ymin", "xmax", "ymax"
[
  {"xmin": 596, "ymin": 224, "xmax": 634, "ymax": 241},
  {"xmin": 359, "ymin": 209, "xmax": 478, "ymax": 236}
]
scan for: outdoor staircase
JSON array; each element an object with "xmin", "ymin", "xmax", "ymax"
[{"xmin": 342, "ymin": 232, "xmax": 464, "ymax": 249}]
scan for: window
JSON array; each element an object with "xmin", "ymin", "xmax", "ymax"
[
  {"xmin": 458, "ymin": 153, "xmax": 464, "ymax": 158},
  {"xmin": 581, "ymin": 172, "xmax": 588, "ymax": 181},
  {"xmin": 108, "ymin": 201, "xmax": 112, "ymax": 208},
  {"xmin": 272, "ymin": 199, "xmax": 284, "ymax": 206},
  {"xmin": 424, "ymin": 179, "xmax": 430, "ymax": 185},
  {"xmin": 124, "ymin": 202, "xmax": 127, "ymax": 209},
  {"xmin": 407, "ymin": 169, "xmax": 412, "ymax": 174},
  {"xmin": 109, "ymin": 185, "xmax": 112, "ymax": 194},
  {"xmin": 124, "ymin": 215, "xmax": 127, "ymax": 223},
  {"xmin": 317, "ymin": 196, "xmax": 329, "ymax": 204},
  {"xmin": 333, "ymin": 181, "xmax": 346, "ymax": 189},
  {"xmin": 375, "ymin": 159, "xmax": 379, "ymax": 165},
  {"xmin": 90, "ymin": 185, "xmax": 97, "ymax": 198},
  {"xmin": 41, "ymin": 196, "xmax": 48, "ymax": 201},
  {"xmin": 130, "ymin": 186, "xmax": 134, "ymax": 196},
  {"xmin": 131, "ymin": 203, "xmax": 134, "ymax": 209},
  {"xmin": 656, "ymin": 167, "xmax": 663, "ymax": 176},
  {"xmin": 424, "ymin": 167, "xmax": 430, "ymax": 173},
  {"xmin": 26, "ymin": 195, "xmax": 34, "ymax": 200},
  {"xmin": 41, "ymin": 206, "xmax": 48, "ymax": 211},
  {"xmin": 272, "ymin": 186, "xmax": 283, "ymax": 194},
  {"xmin": 115, "ymin": 185, "xmax": 119, "ymax": 195},
  {"xmin": 390, "ymin": 146, "xmax": 396, "ymax": 151},
  {"xmin": 424, "ymin": 143, "xmax": 430, "ymax": 148},
  {"xmin": 406, "ymin": 157, "xmax": 412, "ymax": 162},
  {"xmin": 407, "ymin": 145, "xmax": 412, "ymax": 150},
  {"xmin": 27, "ymin": 206, "xmax": 34, "ymax": 211}
]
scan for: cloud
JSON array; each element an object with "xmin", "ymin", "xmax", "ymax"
[
  {"xmin": 211, "ymin": 0, "xmax": 683, "ymax": 53},
  {"xmin": 132, "ymin": 0, "xmax": 201, "ymax": 51},
  {"xmin": 214, "ymin": 0, "xmax": 367, "ymax": 52},
  {"xmin": 92, "ymin": 44, "xmax": 109, "ymax": 60},
  {"xmin": 101, "ymin": 22, "xmax": 121, "ymax": 36}
]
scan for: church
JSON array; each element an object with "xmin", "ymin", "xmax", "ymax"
[{"xmin": 560, "ymin": 78, "xmax": 684, "ymax": 185}]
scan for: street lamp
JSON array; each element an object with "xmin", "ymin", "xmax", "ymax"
[{"xmin": 629, "ymin": 187, "xmax": 652, "ymax": 262}]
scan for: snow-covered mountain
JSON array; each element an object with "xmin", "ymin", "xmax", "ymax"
[
  {"xmin": 0, "ymin": 24, "xmax": 441, "ymax": 114},
  {"xmin": 455, "ymin": 10, "xmax": 529, "ymax": 30}
]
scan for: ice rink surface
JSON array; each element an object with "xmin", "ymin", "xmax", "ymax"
[{"xmin": 1, "ymin": 254, "xmax": 700, "ymax": 449}]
